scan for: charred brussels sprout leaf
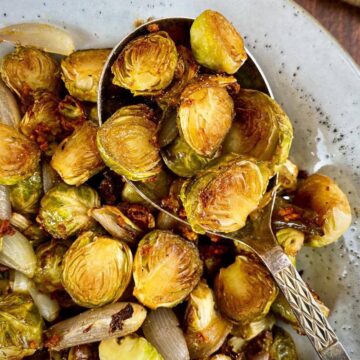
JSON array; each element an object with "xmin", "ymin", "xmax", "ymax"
[
  {"xmin": 0, "ymin": 123, "xmax": 40, "ymax": 185},
  {"xmin": 62, "ymin": 231, "xmax": 133, "ymax": 308},
  {"xmin": 51, "ymin": 122, "xmax": 104, "ymax": 186},
  {"xmin": 111, "ymin": 31, "xmax": 178, "ymax": 96},
  {"xmin": 215, "ymin": 254, "xmax": 278, "ymax": 325},
  {"xmin": 61, "ymin": 49, "xmax": 111, "ymax": 102},
  {"xmin": 133, "ymin": 230, "xmax": 202, "ymax": 309},
  {"xmin": 269, "ymin": 326, "xmax": 298, "ymax": 360},
  {"xmin": 190, "ymin": 10, "xmax": 247, "ymax": 74},
  {"xmin": 178, "ymin": 75, "xmax": 237, "ymax": 157},
  {"xmin": 0, "ymin": 293, "xmax": 43, "ymax": 358},
  {"xmin": 37, "ymin": 183, "xmax": 100, "ymax": 239},
  {"xmin": 97, "ymin": 104, "xmax": 161, "ymax": 181},
  {"xmin": 294, "ymin": 174, "xmax": 351, "ymax": 247}
]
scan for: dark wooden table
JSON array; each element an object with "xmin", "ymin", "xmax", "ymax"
[{"xmin": 294, "ymin": 0, "xmax": 360, "ymax": 64}]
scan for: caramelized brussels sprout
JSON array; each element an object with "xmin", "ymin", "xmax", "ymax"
[
  {"xmin": 184, "ymin": 280, "xmax": 232, "ymax": 359},
  {"xmin": 178, "ymin": 75, "xmax": 237, "ymax": 157},
  {"xmin": 58, "ymin": 95, "xmax": 87, "ymax": 132},
  {"xmin": 294, "ymin": 174, "xmax": 352, "ymax": 247},
  {"xmin": 181, "ymin": 155, "xmax": 271, "ymax": 233},
  {"xmin": 37, "ymin": 183, "xmax": 100, "ymax": 239},
  {"xmin": 111, "ymin": 31, "xmax": 178, "ymax": 96},
  {"xmin": 275, "ymin": 228, "xmax": 304, "ymax": 261},
  {"xmin": 278, "ymin": 160, "xmax": 298, "ymax": 191},
  {"xmin": 99, "ymin": 335, "xmax": 164, "ymax": 360},
  {"xmin": 231, "ymin": 314, "xmax": 275, "ymax": 340},
  {"xmin": 0, "ymin": 293, "xmax": 43, "ymax": 358},
  {"xmin": 215, "ymin": 254, "xmax": 278, "ymax": 325},
  {"xmin": 9, "ymin": 167, "xmax": 42, "ymax": 215},
  {"xmin": 0, "ymin": 46, "xmax": 60, "ymax": 101},
  {"xmin": 97, "ymin": 105, "xmax": 161, "ymax": 181},
  {"xmin": 62, "ymin": 231, "xmax": 133, "ymax": 308},
  {"xmin": 0, "ymin": 123, "xmax": 40, "ymax": 185},
  {"xmin": 133, "ymin": 230, "xmax": 202, "ymax": 309},
  {"xmin": 51, "ymin": 122, "xmax": 104, "ymax": 186},
  {"xmin": 269, "ymin": 326, "xmax": 298, "ymax": 360},
  {"xmin": 61, "ymin": 49, "xmax": 111, "ymax": 102},
  {"xmin": 190, "ymin": 10, "xmax": 247, "ymax": 74},
  {"xmin": 222, "ymin": 89, "xmax": 293, "ymax": 168}
]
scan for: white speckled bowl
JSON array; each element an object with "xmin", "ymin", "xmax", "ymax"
[{"xmin": 1, "ymin": 0, "xmax": 359, "ymax": 358}]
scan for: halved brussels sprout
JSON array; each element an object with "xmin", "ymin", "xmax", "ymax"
[
  {"xmin": 0, "ymin": 293, "xmax": 43, "ymax": 358},
  {"xmin": 9, "ymin": 167, "xmax": 42, "ymax": 215},
  {"xmin": 294, "ymin": 174, "xmax": 352, "ymax": 247},
  {"xmin": 111, "ymin": 31, "xmax": 178, "ymax": 96},
  {"xmin": 184, "ymin": 280, "xmax": 232, "ymax": 359},
  {"xmin": 62, "ymin": 231, "xmax": 133, "ymax": 308},
  {"xmin": 99, "ymin": 335, "xmax": 164, "ymax": 360},
  {"xmin": 215, "ymin": 254, "xmax": 278, "ymax": 325},
  {"xmin": 190, "ymin": 10, "xmax": 247, "ymax": 74},
  {"xmin": 0, "ymin": 123, "xmax": 40, "ymax": 185},
  {"xmin": 278, "ymin": 160, "xmax": 298, "ymax": 191},
  {"xmin": 61, "ymin": 49, "xmax": 111, "ymax": 102},
  {"xmin": 33, "ymin": 240, "xmax": 69, "ymax": 293},
  {"xmin": 133, "ymin": 230, "xmax": 202, "ymax": 309},
  {"xmin": 178, "ymin": 75, "xmax": 237, "ymax": 157},
  {"xmin": 37, "ymin": 183, "xmax": 100, "ymax": 239},
  {"xmin": 58, "ymin": 95, "xmax": 87, "ymax": 132},
  {"xmin": 270, "ymin": 326, "xmax": 298, "ymax": 360},
  {"xmin": 222, "ymin": 89, "xmax": 293, "ymax": 168},
  {"xmin": 181, "ymin": 155, "xmax": 271, "ymax": 233},
  {"xmin": 51, "ymin": 122, "xmax": 104, "ymax": 186},
  {"xmin": 97, "ymin": 105, "xmax": 161, "ymax": 181},
  {"xmin": 275, "ymin": 228, "xmax": 304, "ymax": 261}
]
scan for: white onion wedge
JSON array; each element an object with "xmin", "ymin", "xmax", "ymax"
[
  {"xmin": 0, "ymin": 185, "xmax": 11, "ymax": 220},
  {"xmin": 0, "ymin": 78, "xmax": 20, "ymax": 128}
]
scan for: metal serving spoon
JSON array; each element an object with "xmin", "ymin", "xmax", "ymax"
[{"xmin": 98, "ymin": 17, "xmax": 350, "ymax": 360}]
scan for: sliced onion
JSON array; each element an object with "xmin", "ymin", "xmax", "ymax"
[
  {"xmin": 0, "ymin": 185, "xmax": 11, "ymax": 220},
  {"xmin": 11, "ymin": 269, "xmax": 30, "ymax": 293},
  {"xmin": 10, "ymin": 212, "xmax": 32, "ymax": 231},
  {"xmin": 0, "ymin": 78, "xmax": 21, "ymax": 128},
  {"xmin": 42, "ymin": 161, "xmax": 59, "ymax": 193},
  {"xmin": 0, "ymin": 23, "xmax": 75, "ymax": 55},
  {"xmin": 142, "ymin": 308, "xmax": 190, "ymax": 360}
]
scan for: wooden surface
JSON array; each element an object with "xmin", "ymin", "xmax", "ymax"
[{"xmin": 294, "ymin": 0, "xmax": 360, "ymax": 64}]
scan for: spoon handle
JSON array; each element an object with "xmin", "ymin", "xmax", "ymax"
[{"xmin": 262, "ymin": 246, "xmax": 351, "ymax": 360}]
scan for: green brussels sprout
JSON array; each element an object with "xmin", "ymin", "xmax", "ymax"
[
  {"xmin": 33, "ymin": 240, "xmax": 69, "ymax": 293},
  {"xmin": 121, "ymin": 183, "xmax": 148, "ymax": 205},
  {"xmin": 231, "ymin": 314, "xmax": 275, "ymax": 341},
  {"xmin": 111, "ymin": 31, "xmax": 178, "ymax": 96},
  {"xmin": 184, "ymin": 280, "xmax": 232, "ymax": 359},
  {"xmin": 157, "ymin": 107, "xmax": 178, "ymax": 148},
  {"xmin": 97, "ymin": 105, "xmax": 161, "ymax": 181},
  {"xmin": 278, "ymin": 160, "xmax": 298, "ymax": 191},
  {"xmin": 99, "ymin": 335, "xmax": 164, "ymax": 360},
  {"xmin": 0, "ymin": 293, "xmax": 43, "ymax": 359},
  {"xmin": 269, "ymin": 326, "xmax": 298, "ymax": 360},
  {"xmin": 190, "ymin": 10, "xmax": 247, "ymax": 74},
  {"xmin": 294, "ymin": 174, "xmax": 352, "ymax": 247},
  {"xmin": 181, "ymin": 155, "xmax": 271, "ymax": 233},
  {"xmin": 0, "ymin": 46, "xmax": 60, "ymax": 101},
  {"xmin": 51, "ymin": 122, "xmax": 104, "ymax": 186},
  {"xmin": 214, "ymin": 254, "xmax": 278, "ymax": 325},
  {"xmin": 61, "ymin": 49, "xmax": 111, "ymax": 102},
  {"xmin": 37, "ymin": 183, "xmax": 100, "ymax": 239},
  {"xmin": 62, "ymin": 231, "xmax": 133, "ymax": 308},
  {"xmin": 222, "ymin": 89, "xmax": 293, "ymax": 168},
  {"xmin": 133, "ymin": 230, "xmax": 202, "ymax": 309},
  {"xmin": 0, "ymin": 123, "xmax": 40, "ymax": 185},
  {"xmin": 178, "ymin": 75, "xmax": 237, "ymax": 157},
  {"xmin": 9, "ymin": 167, "xmax": 42, "ymax": 215},
  {"xmin": 275, "ymin": 228, "xmax": 304, "ymax": 261}
]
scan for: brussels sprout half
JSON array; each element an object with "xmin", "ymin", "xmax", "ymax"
[
  {"xmin": 190, "ymin": 10, "xmax": 247, "ymax": 74},
  {"xmin": 269, "ymin": 326, "xmax": 298, "ymax": 360},
  {"xmin": 111, "ymin": 31, "xmax": 178, "ymax": 96}
]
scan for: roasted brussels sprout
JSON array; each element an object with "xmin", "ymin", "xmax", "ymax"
[
  {"xmin": 0, "ymin": 123, "xmax": 40, "ymax": 185},
  {"xmin": 61, "ymin": 49, "xmax": 111, "ymax": 102},
  {"xmin": 181, "ymin": 155, "xmax": 271, "ymax": 233},
  {"xmin": 184, "ymin": 280, "xmax": 232, "ymax": 359},
  {"xmin": 58, "ymin": 95, "xmax": 87, "ymax": 131},
  {"xmin": 37, "ymin": 183, "xmax": 100, "ymax": 239},
  {"xmin": 97, "ymin": 105, "xmax": 161, "ymax": 181},
  {"xmin": 9, "ymin": 167, "xmax": 42, "ymax": 215},
  {"xmin": 222, "ymin": 89, "xmax": 293, "ymax": 168},
  {"xmin": 178, "ymin": 75, "xmax": 237, "ymax": 157},
  {"xmin": 294, "ymin": 174, "xmax": 352, "ymax": 247},
  {"xmin": 231, "ymin": 314, "xmax": 275, "ymax": 341},
  {"xmin": 62, "ymin": 231, "xmax": 133, "ymax": 307},
  {"xmin": 0, "ymin": 46, "xmax": 60, "ymax": 101},
  {"xmin": 111, "ymin": 31, "xmax": 178, "ymax": 96},
  {"xmin": 157, "ymin": 107, "xmax": 178, "ymax": 148},
  {"xmin": 269, "ymin": 326, "xmax": 298, "ymax": 360},
  {"xmin": 275, "ymin": 228, "xmax": 304, "ymax": 262},
  {"xmin": 215, "ymin": 254, "xmax": 278, "ymax": 325},
  {"xmin": 33, "ymin": 240, "xmax": 69, "ymax": 293},
  {"xmin": 0, "ymin": 293, "xmax": 43, "ymax": 358},
  {"xmin": 190, "ymin": 10, "xmax": 247, "ymax": 74},
  {"xmin": 278, "ymin": 160, "xmax": 298, "ymax": 191},
  {"xmin": 99, "ymin": 335, "xmax": 164, "ymax": 360},
  {"xmin": 51, "ymin": 122, "xmax": 104, "ymax": 186},
  {"xmin": 133, "ymin": 230, "xmax": 202, "ymax": 309}
]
